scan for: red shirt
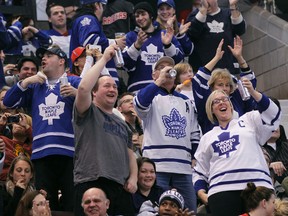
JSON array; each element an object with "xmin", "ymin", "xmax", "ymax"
[{"xmin": 0, "ymin": 127, "xmax": 32, "ymax": 181}]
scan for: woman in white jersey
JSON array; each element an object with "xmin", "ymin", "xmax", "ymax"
[{"xmin": 193, "ymin": 87, "xmax": 281, "ymax": 216}]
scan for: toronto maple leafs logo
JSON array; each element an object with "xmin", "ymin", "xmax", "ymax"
[
  {"xmin": 207, "ymin": 20, "xmax": 224, "ymax": 33},
  {"xmin": 141, "ymin": 44, "xmax": 163, "ymax": 66},
  {"xmin": 211, "ymin": 132, "xmax": 240, "ymax": 158},
  {"xmin": 162, "ymin": 108, "xmax": 187, "ymax": 139},
  {"xmin": 80, "ymin": 17, "xmax": 91, "ymax": 26},
  {"xmin": 38, "ymin": 93, "xmax": 65, "ymax": 125}
]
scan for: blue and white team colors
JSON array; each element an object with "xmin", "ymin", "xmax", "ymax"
[
  {"xmin": 134, "ymin": 83, "xmax": 200, "ymax": 174},
  {"xmin": 193, "ymin": 95, "xmax": 281, "ymax": 197},
  {"xmin": 3, "ymin": 75, "xmax": 81, "ymax": 160}
]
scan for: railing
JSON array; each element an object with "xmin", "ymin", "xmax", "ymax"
[{"xmin": 263, "ymin": 0, "xmax": 276, "ymax": 14}]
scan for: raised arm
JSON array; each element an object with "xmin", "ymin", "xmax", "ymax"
[
  {"xmin": 228, "ymin": 35, "xmax": 248, "ymax": 68},
  {"xmin": 229, "ymin": 0, "xmax": 241, "ymax": 19},
  {"xmin": 204, "ymin": 39, "xmax": 224, "ymax": 71},
  {"xmin": 75, "ymin": 44, "xmax": 116, "ymax": 114}
]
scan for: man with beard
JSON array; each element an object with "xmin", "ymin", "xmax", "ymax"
[
  {"xmin": 122, "ymin": 2, "xmax": 184, "ymax": 93},
  {"xmin": 69, "ymin": 0, "xmax": 126, "ymax": 85}
]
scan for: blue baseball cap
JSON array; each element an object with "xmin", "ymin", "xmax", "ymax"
[
  {"xmin": 157, "ymin": 0, "xmax": 175, "ymax": 9},
  {"xmin": 80, "ymin": 0, "xmax": 107, "ymax": 5}
]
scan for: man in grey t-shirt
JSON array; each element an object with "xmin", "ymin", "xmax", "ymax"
[{"xmin": 73, "ymin": 44, "xmax": 137, "ymax": 216}]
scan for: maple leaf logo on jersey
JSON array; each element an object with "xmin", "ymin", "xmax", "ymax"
[
  {"xmin": 211, "ymin": 132, "xmax": 240, "ymax": 158},
  {"xmin": 141, "ymin": 44, "xmax": 163, "ymax": 66},
  {"xmin": 162, "ymin": 108, "xmax": 187, "ymax": 139},
  {"xmin": 207, "ymin": 20, "xmax": 224, "ymax": 33},
  {"xmin": 38, "ymin": 93, "xmax": 65, "ymax": 125},
  {"xmin": 80, "ymin": 17, "xmax": 91, "ymax": 26}
]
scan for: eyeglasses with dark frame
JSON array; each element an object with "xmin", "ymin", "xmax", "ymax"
[{"xmin": 212, "ymin": 96, "xmax": 229, "ymax": 105}]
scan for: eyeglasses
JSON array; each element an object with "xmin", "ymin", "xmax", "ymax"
[
  {"xmin": 212, "ymin": 96, "xmax": 229, "ymax": 105},
  {"xmin": 118, "ymin": 98, "xmax": 133, "ymax": 106}
]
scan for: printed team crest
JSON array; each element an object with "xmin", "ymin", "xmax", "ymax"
[
  {"xmin": 162, "ymin": 108, "xmax": 187, "ymax": 139},
  {"xmin": 207, "ymin": 20, "xmax": 224, "ymax": 33},
  {"xmin": 38, "ymin": 93, "xmax": 65, "ymax": 125},
  {"xmin": 211, "ymin": 132, "xmax": 240, "ymax": 158},
  {"xmin": 141, "ymin": 44, "xmax": 163, "ymax": 66},
  {"xmin": 80, "ymin": 17, "xmax": 91, "ymax": 26}
]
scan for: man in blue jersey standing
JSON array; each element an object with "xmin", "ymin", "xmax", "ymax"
[
  {"xmin": 69, "ymin": 0, "xmax": 126, "ymax": 85},
  {"xmin": 3, "ymin": 45, "xmax": 81, "ymax": 211},
  {"xmin": 122, "ymin": 2, "xmax": 184, "ymax": 93}
]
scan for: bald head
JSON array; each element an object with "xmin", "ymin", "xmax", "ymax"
[{"xmin": 82, "ymin": 188, "xmax": 110, "ymax": 216}]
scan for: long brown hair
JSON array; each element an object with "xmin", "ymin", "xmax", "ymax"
[
  {"xmin": 6, "ymin": 155, "xmax": 35, "ymax": 196},
  {"xmin": 15, "ymin": 190, "xmax": 46, "ymax": 216}
]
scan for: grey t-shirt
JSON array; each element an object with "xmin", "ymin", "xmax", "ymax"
[{"xmin": 73, "ymin": 104, "xmax": 132, "ymax": 186}]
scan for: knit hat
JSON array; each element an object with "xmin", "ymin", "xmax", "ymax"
[
  {"xmin": 133, "ymin": 2, "xmax": 154, "ymax": 18},
  {"xmin": 159, "ymin": 190, "xmax": 185, "ymax": 210},
  {"xmin": 71, "ymin": 47, "xmax": 85, "ymax": 64},
  {"xmin": 157, "ymin": 0, "xmax": 176, "ymax": 9},
  {"xmin": 80, "ymin": 0, "xmax": 107, "ymax": 5}
]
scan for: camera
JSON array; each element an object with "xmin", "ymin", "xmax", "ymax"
[
  {"xmin": 88, "ymin": 44, "xmax": 102, "ymax": 52},
  {"xmin": 7, "ymin": 115, "xmax": 20, "ymax": 124}
]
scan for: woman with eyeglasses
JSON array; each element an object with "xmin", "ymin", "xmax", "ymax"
[{"xmin": 193, "ymin": 87, "xmax": 281, "ymax": 216}]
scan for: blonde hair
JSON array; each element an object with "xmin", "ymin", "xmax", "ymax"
[
  {"xmin": 23, "ymin": 113, "xmax": 32, "ymax": 127},
  {"xmin": 208, "ymin": 68, "xmax": 236, "ymax": 94},
  {"xmin": 205, "ymin": 90, "xmax": 233, "ymax": 124},
  {"xmin": 274, "ymin": 198, "xmax": 288, "ymax": 216},
  {"xmin": 174, "ymin": 63, "xmax": 193, "ymax": 84},
  {"xmin": 156, "ymin": 16, "xmax": 179, "ymax": 34}
]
